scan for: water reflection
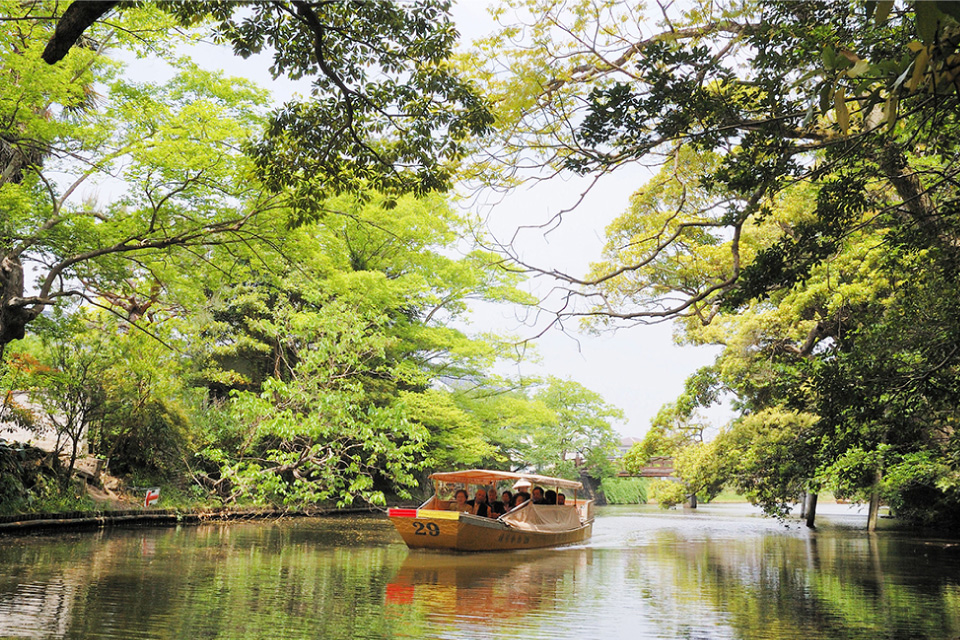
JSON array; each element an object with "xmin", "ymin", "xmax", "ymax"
[
  {"xmin": 0, "ymin": 507, "xmax": 957, "ymax": 639},
  {"xmin": 385, "ymin": 548, "xmax": 592, "ymax": 637}
]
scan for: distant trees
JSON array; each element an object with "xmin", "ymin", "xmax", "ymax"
[{"xmin": 531, "ymin": 377, "xmax": 623, "ymax": 479}]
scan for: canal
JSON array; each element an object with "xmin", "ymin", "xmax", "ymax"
[{"xmin": 1, "ymin": 504, "xmax": 958, "ymax": 639}]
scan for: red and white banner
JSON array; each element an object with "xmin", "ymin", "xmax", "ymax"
[{"xmin": 144, "ymin": 488, "xmax": 160, "ymax": 507}]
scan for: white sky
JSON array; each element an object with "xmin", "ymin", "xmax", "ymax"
[
  {"xmin": 453, "ymin": 1, "xmax": 727, "ymax": 438},
  {"xmin": 119, "ymin": 2, "xmax": 728, "ymax": 439}
]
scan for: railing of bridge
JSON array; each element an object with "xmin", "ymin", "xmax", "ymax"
[{"xmin": 616, "ymin": 456, "xmax": 675, "ymax": 478}]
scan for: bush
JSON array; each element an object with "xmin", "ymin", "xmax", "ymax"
[
  {"xmin": 100, "ymin": 398, "xmax": 190, "ymax": 478},
  {"xmin": 599, "ymin": 477, "xmax": 648, "ymax": 504}
]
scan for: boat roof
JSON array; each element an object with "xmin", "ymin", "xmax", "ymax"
[{"xmin": 429, "ymin": 469, "xmax": 583, "ymax": 490}]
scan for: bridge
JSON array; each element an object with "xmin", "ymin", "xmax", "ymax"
[{"xmin": 616, "ymin": 456, "xmax": 675, "ymax": 479}]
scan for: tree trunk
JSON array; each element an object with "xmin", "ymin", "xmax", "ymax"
[
  {"xmin": 805, "ymin": 492, "xmax": 818, "ymax": 529},
  {"xmin": 65, "ymin": 433, "xmax": 80, "ymax": 489},
  {"xmin": 685, "ymin": 493, "xmax": 697, "ymax": 508},
  {"xmin": 867, "ymin": 474, "xmax": 881, "ymax": 532},
  {"xmin": 0, "ymin": 253, "xmax": 34, "ymax": 348},
  {"xmin": 1, "ymin": 253, "xmax": 45, "ymax": 351}
]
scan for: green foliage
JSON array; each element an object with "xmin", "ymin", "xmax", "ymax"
[
  {"xmin": 161, "ymin": 1, "xmax": 495, "ymax": 200},
  {"xmin": 469, "ymin": 0, "xmax": 960, "ymax": 525},
  {"xmin": 599, "ymin": 477, "xmax": 648, "ymax": 504},
  {"xmin": 400, "ymin": 390, "xmax": 495, "ymax": 469},
  {"xmin": 203, "ymin": 298, "xmax": 428, "ymax": 507},
  {"xmin": 531, "ymin": 377, "xmax": 624, "ymax": 479},
  {"xmin": 3, "ymin": 0, "xmax": 494, "ymax": 349},
  {"xmin": 1, "ymin": 2, "xmax": 278, "ymax": 348},
  {"xmin": 179, "ymin": 190, "xmax": 537, "ymax": 505},
  {"xmin": 649, "ymin": 479, "xmax": 689, "ymax": 509},
  {"xmin": 450, "ymin": 376, "xmax": 623, "ymax": 479},
  {"xmin": 0, "ymin": 0, "xmax": 619, "ymax": 515},
  {"xmin": 0, "ymin": 440, "xmax": 94, "ymax": 515},
  {"xmin": 11, "ymin": 315, "xmax": 107, "ymax": 485}
]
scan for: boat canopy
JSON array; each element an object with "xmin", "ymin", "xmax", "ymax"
[{"xmin": 429, "ymin": 469, "xmax": 583, "ymax": 491}]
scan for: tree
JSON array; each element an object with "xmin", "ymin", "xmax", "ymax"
[
  {"xmin": 88, "ymin": 317, "xmax": 198, "ymax": 479},
  {"xmin": 208, "ymin": 298, "xmax": 427, "ymax": 507},
  {"xmin": 531, "ymin": 376, "xmax": 623, "ymax": 479},
  {"xmin": 13, "ymin": 316, "xmax": 106, "ymax": 486},
  {"xmin": 466, "ymin": 0, "xmax": 960, "ymax": 324},
  {"xmin": 1, "ymin": 3, "xmax": 283, "ymax": 352},
  {"xmin": 465, "ymin": 0, "xmax": 960, "ymax": 523},
  {"xmin": 3, "ymin": 0, "xmax": 494, "ymax": 351},
  {"xmin": 178, "ymin": 190, "xmax": 536, "ymax": 505},
  {"xmin": 40, "ymin": 0, "xmax": 494, "ymax": 198},
  {"xmin": 452, "ymin": 385, "xmax": 557, "ymax": 471},
  {"xmin": 447, "ymin": 376, "xmax": 623, "ymax": 479},
  {"xmin": 400, "ymin": 389, "xmax": 496, "ymax": 470},
  {"xmin": 624, "ymin": 365, "xmax": 720, "ymax": 472}
]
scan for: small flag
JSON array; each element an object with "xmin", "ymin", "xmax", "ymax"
[{"xmin": 144, "ymin": 488, "xmax": 160, "ymax": 507}]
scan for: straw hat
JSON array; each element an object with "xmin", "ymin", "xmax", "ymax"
[{"xmin": 512, "ymin": 478, "xmax": 532, "ymax": 490}]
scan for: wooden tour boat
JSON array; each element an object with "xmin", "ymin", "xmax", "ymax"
[{"xmin": 387, "ymin": 469, "xmax": 593, "ymax": 552}]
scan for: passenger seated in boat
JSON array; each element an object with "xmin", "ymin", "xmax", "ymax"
[
  {"xmin": 489, "ymin": 491, "xmax": 507, "ymax": 517},
  {"xmin": 449, "ymin": 489, "xmax": 470, "ymax": 512},
  {"xmin": 531, "ymin": 487, "xmax": 545, "ymax": 504},
  {"xmin": 557, "ymin": 493, "xmax": 566, "ymax": 505},
  {"xmin": 544, "ymin": 489, "xmax": 557, "ymax": 505},
  {"xmin": 511, "ymin": 491, "xmax": 530, "ymax": 509},
  {"xmin": 471, "ymin": 488, "xmax": 493, "ymax": 517},
  {"xmin": 496, "ymin": 491, "xmax": 513, "ymax": 516}
]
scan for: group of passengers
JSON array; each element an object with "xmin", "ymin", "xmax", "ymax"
[{"xmin": 447, "ymin": 485, "xmax": 567, "ymax": 518}]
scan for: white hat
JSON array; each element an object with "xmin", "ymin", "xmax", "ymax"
[{"xmin": 512, "ymin": 478, "xmax": 532, "ymax": 490}]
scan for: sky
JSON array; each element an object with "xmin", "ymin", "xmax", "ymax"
[
  {"xmin": 121, "ymin": 2, "xmax": 728, "ymax": 439},
  {"xmin": 449, "ymin": 1, "xmax": 728, "ymax": 438}
]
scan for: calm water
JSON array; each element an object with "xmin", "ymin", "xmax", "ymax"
[{"xmin": 1, "ymin": 504, "xmax": 958, "ymax": 640}]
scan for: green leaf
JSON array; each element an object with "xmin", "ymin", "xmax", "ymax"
[
  {"xmin": 875, "ymin": 0, "xmax": 894, "ymax": 24},
  {"xmin": 822, "ymin": 45, "xmax": 838, "ymax": 69},
  {"xmin": 914, "ymin": 1, "xmax": 942, "ymax": 45},
  {"xmin": 936, "ymin": 0, "xmax": 960, "ymax": 21}
]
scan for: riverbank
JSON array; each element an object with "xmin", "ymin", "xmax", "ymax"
[
  {"xmin": 0, "ymin": 438, "xmax": 398, "ymax": 533},
  {"xmin": 0, "ymin": 505, "xmax": 385, "ymax": 535}
]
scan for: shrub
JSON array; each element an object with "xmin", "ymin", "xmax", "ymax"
[{"xmin": 599, "ymin": 477, "xmax": 648, "ymax": 504}]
